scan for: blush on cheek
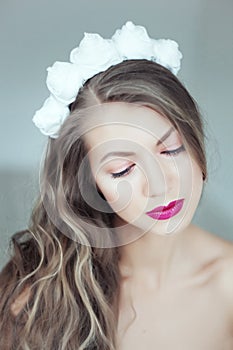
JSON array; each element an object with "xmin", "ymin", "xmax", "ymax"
[
  {"xmin": 97, "ymin": 183, "xmax": 119, "ymax": 204},
  {"xmin": 103, "ymin": 185, "xmax": 130, "ymax": 212},
  {"xmin": 105, "ymin": 192, "xmax": 118, "ymax": 204}
]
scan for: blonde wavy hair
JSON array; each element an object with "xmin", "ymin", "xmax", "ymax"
[{"xmin": 0, "ymin": 59, "xmax": 207, "ymax": 349}]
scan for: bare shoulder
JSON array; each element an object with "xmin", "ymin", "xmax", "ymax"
[
  {"xmin": 211, "ymin": 234, "xmax": 233, "ymax": 322},
  {"xmin": 193, "ymin": 225, "xmax": 233, "ymax": 288},
  {"xmin": 217, "ymin": 238, "xmax": 233, "ymax": 292},
  {"xmin": 193, "ymin": 225, "xmax": 233, "ymax": 262}
]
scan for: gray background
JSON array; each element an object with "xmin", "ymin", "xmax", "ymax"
[{"xmin": 0, "ymin": 0, "xmax": 232, "ymax": 269}]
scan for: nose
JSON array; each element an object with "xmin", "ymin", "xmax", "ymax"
[{"xmin": 142, "ymin": 156, "xmax": 168, "ymax": 198}]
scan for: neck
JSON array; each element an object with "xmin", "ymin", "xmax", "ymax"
[{"xmin": 117, "ymin": 221, "xmax": 199, "ymax": 290}]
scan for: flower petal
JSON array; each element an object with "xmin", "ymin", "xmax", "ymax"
[
  {"xmin": 152, "ymin": 39, "xmax": 183, "ymax": 74},
  {"xmin": 112, "ymin": 21, "xmax": 153, "ymax": 60},
  {"xmin": 32, "ymin": 95, "xmax": 69, "ymax": 138},
  {"xmin": 46, "ymin": 61, "xmax": 84, "ymax": 104},
  {"xmin": 70, "ymin": 33, "xmax": 123, "ymax": 81}
]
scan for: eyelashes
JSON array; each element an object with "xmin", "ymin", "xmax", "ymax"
[
  {"xmin": 111, "ymin": 164, "xmax": 135, "ymax": 178},
  {"xmin": 160, "ymin": 144, "xmax": 185, "ymax": 156},
  {"xmin": 110, "ymin": 145, "xmax": 185, "ymax": 179}
]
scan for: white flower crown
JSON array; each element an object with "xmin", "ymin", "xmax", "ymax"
[{"xmin": 32, "ymin": 21, "xmax": 183, "ymax": 138}]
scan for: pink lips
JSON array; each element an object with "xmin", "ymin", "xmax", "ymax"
[{"xmin": 146, "ymin": 199, "xmax": 184, "ymax": 220}]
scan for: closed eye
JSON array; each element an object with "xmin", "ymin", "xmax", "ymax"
[
  {"xmin": 110, "ymin": 145, "xmax": 184, "ymax": 179},
  {"xmin": 111, "ymin": 164, "xmax": 135, "ymax": 179},
  {"xmin": 161, "ymin": 145, "xmax": 185, "ymax": 156}
]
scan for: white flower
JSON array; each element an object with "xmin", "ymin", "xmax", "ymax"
[
  {"xmin": 70, "ymin": 33, "xmax": 123, "ymax": 81},
  {"xmin": 46, "ymin": 61, "xmax": 84, "ymax": 104},
  {"xmin": 32, "ymin": 95, "xmax": 70, "ymax": 138},
  {"xmin": 32, "ymin": 21, "xmax": 184, "ymax": 138},
  {"xmin": 112, "ymin": 21, "xmax": 153, "ymax": 60},
  {"xmin": 151, "ymin": 39, "xmax": 183, "ymax": 75}
]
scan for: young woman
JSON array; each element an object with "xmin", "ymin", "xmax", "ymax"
[{"xmin": 1, "ymin": 21, "xmax": 233, "ymax": 350}]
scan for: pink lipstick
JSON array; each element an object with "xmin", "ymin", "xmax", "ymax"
[{"xmin": 146, "ymin": 199, "xmax": 184, "ymax": 220}]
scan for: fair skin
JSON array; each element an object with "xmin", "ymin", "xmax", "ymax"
[
  {"xmin": 84, "ymin": 102, "xmax": 233, "ymax": 349},
  {"xmin": 11, "ymin": 102, "xmax": 233, "ymax": 349}
]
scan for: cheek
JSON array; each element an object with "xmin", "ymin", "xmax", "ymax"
[
  {"xmin": 90, "ymin": 165, "xmax": 118, "ymax": 202},
  {"xmin": 96, "ymin": 176, "xmax": 120, "ymax": 204},
  {"xmin": 191, "ymin": 160, "xmax": 204, "ymax": 196},
  {"xmin": 176, "ymin": 153, "xmax": 202, "ymax": 181},
  {"xmin": 102, "ymin": 185, "xmax": 118, "ymax": 203},
  {"xmin": 181, "ymin": 156, "xmax": 203, "ymax": 201},
  {"xmin": 96, "ymin": 175, "xmax": 141, "ymax": 214}
]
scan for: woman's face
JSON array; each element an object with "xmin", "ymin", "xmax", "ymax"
[{"xmin": 84, "ymin": 102, "xmax": 203, "ymax": 239}]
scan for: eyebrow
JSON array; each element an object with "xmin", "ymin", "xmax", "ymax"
[
  {"xmin": 156, "ymin": 126, "xmax": 174, "ymax": 146},
  {"xmin": 99, "ymin": 126, "xmax": 175, "ymax": 164}
]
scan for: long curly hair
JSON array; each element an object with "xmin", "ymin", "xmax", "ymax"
[{"xmin": 0, "ymin": 59, "xmax": 207, "ymax": 349}]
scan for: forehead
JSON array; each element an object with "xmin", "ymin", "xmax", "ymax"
[{"xmin": 84, "ymin": 102, "xmax": 172, "ymax": 149}]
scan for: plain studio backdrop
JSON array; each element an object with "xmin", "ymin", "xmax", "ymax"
[{"xmin": 0, "ymin": 0, "xmax": 232, "ymax": 269}]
